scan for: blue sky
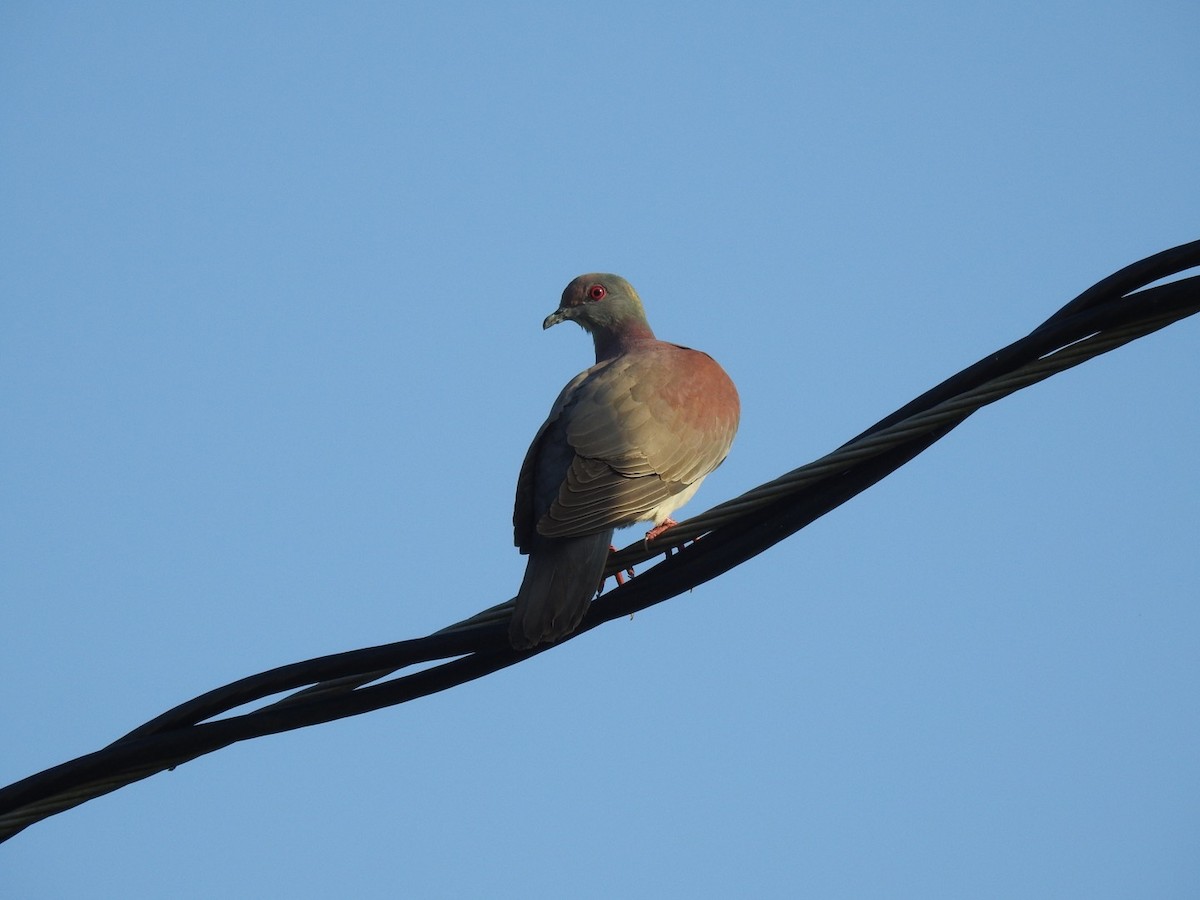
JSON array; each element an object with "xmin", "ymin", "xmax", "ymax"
[{"xmin": 2, "ymin": 3, "xmax": 1198, "ymax": 897}]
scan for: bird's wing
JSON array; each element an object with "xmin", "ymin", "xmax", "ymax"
[
  {"xmin": 513, "ymin": 364, "xmax": 602, "ymax": 552},
  {"xmin": 535, "ymin": 343, "xmax": 739, "ymax": 539}
]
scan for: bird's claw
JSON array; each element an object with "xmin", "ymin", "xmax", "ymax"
[
  {"xmin": 597, "ymin": 545, "xmax": 637, "ymax": 595},
  {"xmin": 643, "ymin": 518, "xmax": 679, "ymax": 544}
]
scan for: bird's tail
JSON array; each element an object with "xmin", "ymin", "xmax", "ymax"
[{"xmin": 509, "ymin": 530, "xmax": 613, "ymax": 649}]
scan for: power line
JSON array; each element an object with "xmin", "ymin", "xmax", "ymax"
[{"xmin": 2, "ymin": 241, "xmax": 1198, "ymax": 842}]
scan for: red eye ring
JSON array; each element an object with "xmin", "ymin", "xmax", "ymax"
[{"xmin": 586, "ymin": 283, "xmax": 607, "ymax": 301}]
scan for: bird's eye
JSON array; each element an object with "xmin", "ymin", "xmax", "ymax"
[{"xmin": 586, "ymin": 284, "xmax": 607, "ymax": 301}]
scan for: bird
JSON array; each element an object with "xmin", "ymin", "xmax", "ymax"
[{"xmin": 509, "ymin": 273, "xmax": 740, "ymax": 649}]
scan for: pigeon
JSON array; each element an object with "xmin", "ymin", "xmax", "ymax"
[{"xmin": 509, "ymin": 274, "xmax": 740, "ymax": 649}]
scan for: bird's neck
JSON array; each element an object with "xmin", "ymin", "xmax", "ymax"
[{"xmin": 591, "ymin": 322, "xmax": 657, "ymax": 362}]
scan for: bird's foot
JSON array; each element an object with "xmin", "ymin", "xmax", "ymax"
[
  {"xmin": 643, "ymin": 518, "xmax": 678, "ymax": 545},
  {"xmin": 597, "ymin": 545, "xmax": 636, "ymax": 595},
  {"xmin": 613, "ymin": 544, "xmax": 636, "ymax": 584}
]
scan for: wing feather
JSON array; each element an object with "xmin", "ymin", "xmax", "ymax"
[{"xmin": 528, "ymin": 343, "xmax": 739, "ymax": 540}]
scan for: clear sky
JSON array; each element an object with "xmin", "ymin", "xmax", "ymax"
[{"xmin": 2, "ymin": 3, "xmax": 1198, "ymax": 897}]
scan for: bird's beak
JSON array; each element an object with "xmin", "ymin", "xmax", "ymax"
[{"xmin": 543, "ymin": 308, "xmax": 568, "ymax": 330}]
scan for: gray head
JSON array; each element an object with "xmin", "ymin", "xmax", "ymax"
[{"xmin": 543, "ymin": 274, "xmax": 656, "ymax": 361}]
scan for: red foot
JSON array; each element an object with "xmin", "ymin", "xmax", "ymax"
[
  {"xmin": 597, "ymin": 545, "xmax": 637, "ymax": 595},
  {"xmin": 643, "ymin": 518, "xmax": 678, "ymax": 543}
]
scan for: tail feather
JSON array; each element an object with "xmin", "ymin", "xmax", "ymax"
[{"xmin": 509, "ymin": 530, "xmax": 613, "ymax": 649}]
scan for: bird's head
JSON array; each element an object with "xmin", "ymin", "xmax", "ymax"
[{"xmin": 543, "ymin": 274, "xmax": 656, "ymax": 360}]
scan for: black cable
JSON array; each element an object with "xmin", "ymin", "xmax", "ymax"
[{"xmin": 2, "ymin": 241, "xmax": 1197, "ymax": 841}]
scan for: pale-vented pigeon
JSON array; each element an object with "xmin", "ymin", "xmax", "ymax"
[{"xmin": 510, "ymin": 274, "xmax": 740, "ymax": 649}]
